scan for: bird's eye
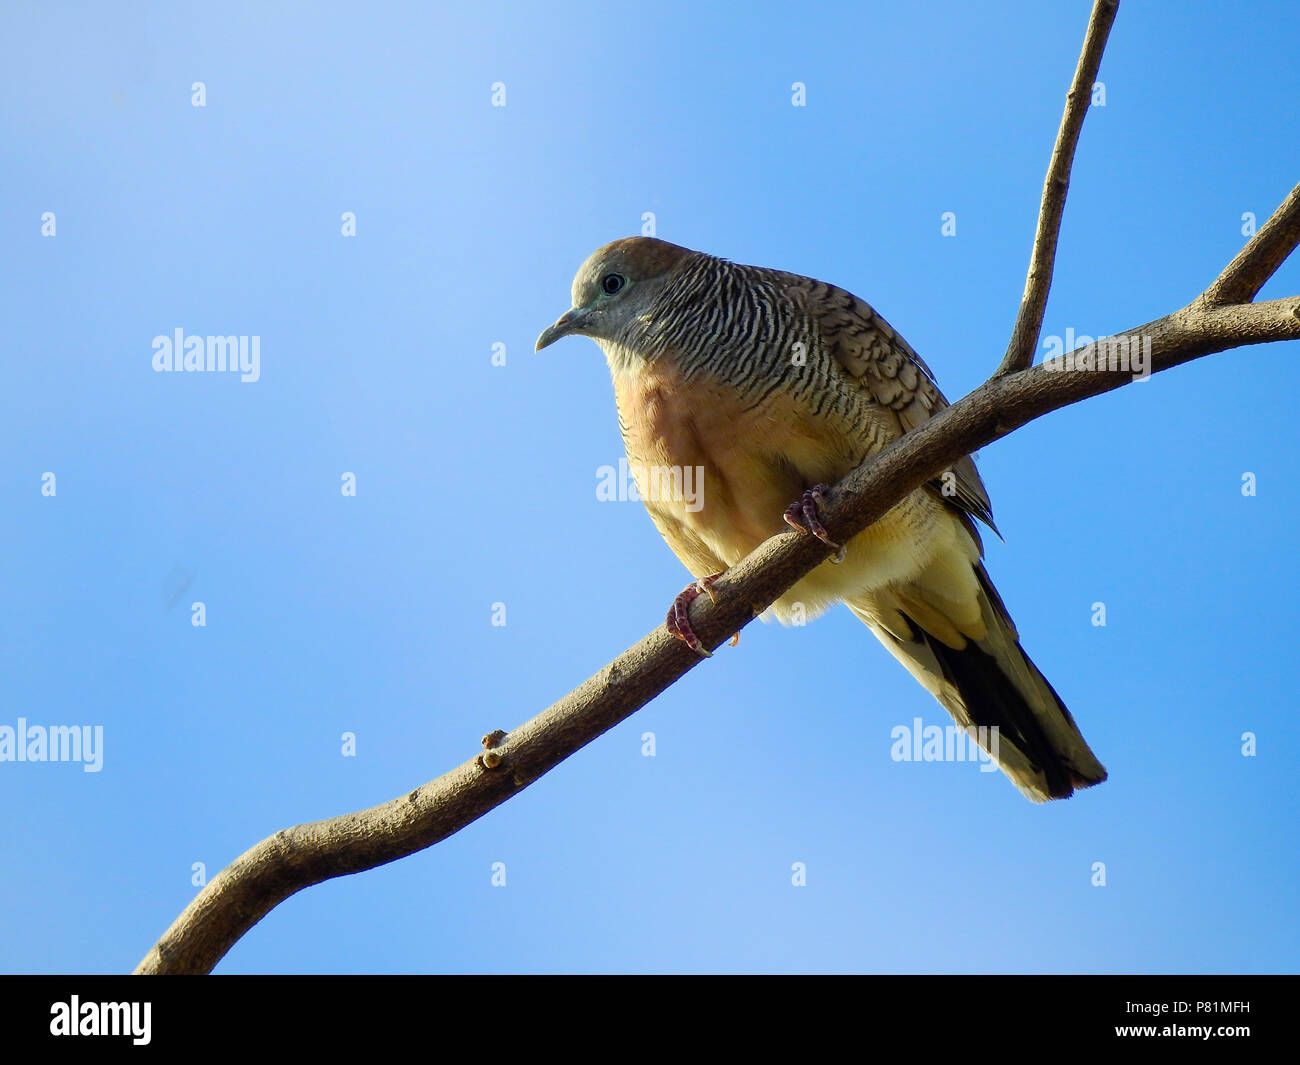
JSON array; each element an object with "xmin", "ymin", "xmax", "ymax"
[{"xmin": 601, "ymin": 273, "xmax": 626, "ymax": 295}]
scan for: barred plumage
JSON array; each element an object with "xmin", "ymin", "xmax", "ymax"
[{"xmin": 536, "ymin": 236, "xmax": 1106, "ymax": 802}]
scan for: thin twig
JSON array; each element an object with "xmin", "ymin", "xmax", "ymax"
[{"xmin": 995, "ymin": 0, "xmax": 1119, "ymax": 377}]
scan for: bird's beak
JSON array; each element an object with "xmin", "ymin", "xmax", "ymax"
[{"xmin": 535, "ymin": 308, "xmax": 584, "ymax": 351}]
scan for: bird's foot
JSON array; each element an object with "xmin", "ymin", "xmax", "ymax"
[
  {"xmin": 783, "ymin": 485, "xmax": 846, "ymax": 563},
  {"xmin": 666, "ymin": 573, "xmax": 724, "ymax": 658}
]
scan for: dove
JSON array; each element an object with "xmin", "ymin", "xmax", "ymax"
[{"xmin": 537, "ymin": 237, "xmax": 1106, "ymax": 802}]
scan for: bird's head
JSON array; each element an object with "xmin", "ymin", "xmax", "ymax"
[{"xmin": 535, "ymin": 237, "xmax": 693, "ymax": 352}]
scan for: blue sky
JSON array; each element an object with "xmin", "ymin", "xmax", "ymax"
[{"xmin": 1, "ymin": 0, "xmax": 1296, "ymax": 974}]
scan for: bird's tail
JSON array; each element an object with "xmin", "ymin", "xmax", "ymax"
[{"xmin": 848, "ymin": 564, "xmax": 1107, "ymax": 802}]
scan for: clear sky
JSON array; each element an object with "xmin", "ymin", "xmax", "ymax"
[{"xmin": 1, "ymin": 1, "xmax": 1296, "ymax": 974}]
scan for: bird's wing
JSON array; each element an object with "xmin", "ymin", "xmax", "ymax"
[{"xmin": 784, "ymin": 273, "xmax": 998, "ymax": 536}]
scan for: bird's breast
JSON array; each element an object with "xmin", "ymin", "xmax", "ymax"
[{"xmin": 609, "ymin": 358, "xmax": 847, "ymax": 566}]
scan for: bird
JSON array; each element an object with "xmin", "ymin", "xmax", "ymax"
[{"xmin": 536, "ymin": 236, "xmax": 1107, "ymax": 802}]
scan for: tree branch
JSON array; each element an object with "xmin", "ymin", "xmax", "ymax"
[
  {"xmin": 134, "ymin": 4, "xmax": 1300, "ymax": 975},
  {"xmin": 1204, "ymin": 182, "xmax": 1300, "ymax": 305},
  {"xmin": 996, "ymin": 0, "xmax": 1119, "ymax": 377}
]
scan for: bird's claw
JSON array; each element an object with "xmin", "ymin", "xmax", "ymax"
[
  {"xmin": 666, "ymin": 573, "xmax": 724, "ymax": 657},
  {"xmin": 783, "ymin": 485, "xmax": 846, "ymax": 563}
]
